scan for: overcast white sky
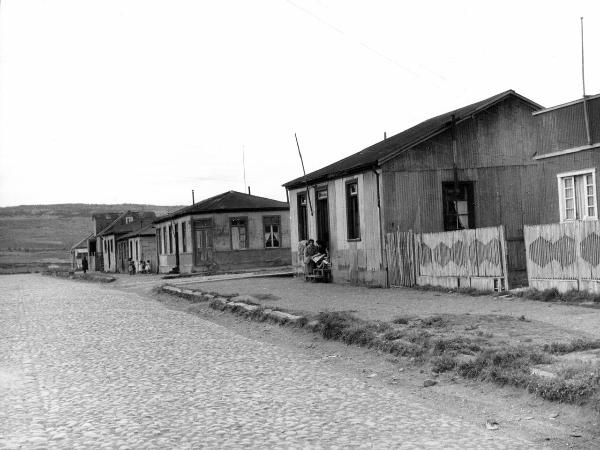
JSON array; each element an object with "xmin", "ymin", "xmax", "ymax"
[{"xmin": 0, "ymin": 0, "xmax": 599, "ymax": 207}]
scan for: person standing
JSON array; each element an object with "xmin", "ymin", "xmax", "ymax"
[
  {"xmin": 304, "ymin": 239, "xmax": 318, "ymax": 278},
  {"xmin": 82, "ymin": 256, "xmax": 88, "ymax": 274}
]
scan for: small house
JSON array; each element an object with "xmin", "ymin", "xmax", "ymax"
[
  {"xmin": 88, "ymin": 212, "xmax": 122, "ymax": 271},
  {"xmin": 96, "ymin": 211, "xmax": 156, "ymax": 273},
  {"xmin": 283, "ymin": 90, "xmax": 544, "ymax": 286},
  {"xmin": 153, "ymin": 191, "xmax": 291, "ymax": 274},
  {"xmin": 70, "ymin": 233, "xmax": 92, "ymax": 270},
  {"xmin": 117, "ymin": 223, "xmax": 158, "ymax": 273}
]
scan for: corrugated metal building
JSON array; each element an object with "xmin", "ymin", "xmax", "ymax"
[{"xmin": 284, "ymin": 90, "xmax": 553, "ymax": 286}]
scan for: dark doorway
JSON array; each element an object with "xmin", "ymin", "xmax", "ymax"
[{"xmin": 316, "ymin": 188, "xmax": 330, "ymax": 250}]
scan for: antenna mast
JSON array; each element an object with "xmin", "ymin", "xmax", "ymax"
[
  {"xmin": 242, "ymin": 147, "xmax": 247, "ymax": 193},
  {"xmin": 581, "ymin": 17, "xmax": 592, "ymax": 145},
  {"xmin": 581, "ymin": 17, "xmax": 586, "ymax": 96}
]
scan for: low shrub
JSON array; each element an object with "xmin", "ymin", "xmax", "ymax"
[
  {"xmin": 543, "ymin": 339, "xmax": 600, "ymax": 355},
  {"xmin": 431, "ymin": 355, "xmax": 457, "ymax": 373}
]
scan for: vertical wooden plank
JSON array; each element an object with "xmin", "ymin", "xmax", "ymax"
[{"xmin": 499, "ymin": 225, "xmax": 509, "ymax": 290}]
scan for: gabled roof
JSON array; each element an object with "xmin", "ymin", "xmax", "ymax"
[
  {"xmin": 97, "ymin": 210, "xmax": 156, "ymax": 237},
  {"xmin": 155, "ymin": 191, "xmax": 289, "ymax": 223},
  {"xmin": 283, "ymin": 90, "xmax": 542, "ymax": 189},
  {"xmin": 71, "ymin": 233, "xmax": 93, "ymax": 250},
  {"xmin": 118, "ymin": 223, "xmax": 156, "ymax": 241}
]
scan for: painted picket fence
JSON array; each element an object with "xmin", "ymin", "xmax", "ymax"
[
  {"xmin": 385, "ymin": 226, "xmax": 508, "ymax": 291},
  {"xmin": 524, "ymin": 220, "xmax": 600, "ymax": 293}
]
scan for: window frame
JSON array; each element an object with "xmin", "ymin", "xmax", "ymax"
[
  {"xmin": 230, "ymin": 216, "xmax": 249, "ymax": 250},
  {"xmin": 557, "ymin": 168, "xmax": 597, "ymax": 222},
  {"xmin": 263, "ymin": 215, "xmax": 281, "ymax": 249},
  {"xmin": 346, "ymin": 179, "xmax": 361, "ymax": 241},
  {"xmin": 442, "ymin": 181, "xmax": 476, "ymax": 231}
]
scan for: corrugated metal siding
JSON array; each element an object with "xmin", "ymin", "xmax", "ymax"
[
  {"xmin": 588, "ymin": 96, "xmax": 600, "ymax": 144},
  {"xmin": 536, "ymin": 102, "xmax": 588, "ymax": 155}
]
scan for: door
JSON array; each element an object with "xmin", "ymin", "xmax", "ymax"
[
  {"xmin": 316, "ymin": 188, "xmax": 330, "ymax": 250},
  {"xmin": 194, "ymin": 219, "xmax": 214, "ymax": 265}
]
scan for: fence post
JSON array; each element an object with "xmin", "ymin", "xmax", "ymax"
[
  {"xmin": 499, "ymin": 225, "xmax": 509, "ymax": 291},
  {"xmin": 575, "ymin": 221, "xmax": 582, "ymax": 291}
]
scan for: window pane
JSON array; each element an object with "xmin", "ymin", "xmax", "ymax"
[
  {"xmin": 589, "ymin": 206, "xmax": 595, "ymax": 217},
  {"xmin": 566, "ymin": 208, "xmax": 575, "ymax": 220},
  {"xmin": 456, "ymin": 201, "xmax": 468, "ymax": 215},
  {"xmin": 458, "ymin": 214, "xmax": 469, "ymax": 229},
  {"xmin": 586, "ymin": 174, "xmax": 593, "ymax": 185},
  {"xmin": 587, "ymin": 186, "xmax": 594, "ymax": 196},
  {"xmin": 565, "ymin": 187, "xmax": 574, "ymax": 198},
  {"xmin": 565, "ymin": 198, "xmax": 574, "ymax": 209},
  {"xmin": 564, "ymin": 178, "xmax": 574, "ymax": 188}
]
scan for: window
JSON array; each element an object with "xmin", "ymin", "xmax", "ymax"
[
  {"xmin": 162, "ymin": 227, "xmax": 167, "ymax": 254},
  {"xmin": 442, "ymin": 182, "xmax": 475, "ymax": 231},
  {"xmin": 129, "ymin": 241, "xmax": 133, "ymax": 258},
  {"xmin": 230, "ymin": 217, "xmax": 248, "ymax": 250},
  {"xmin": 168, "ymin": 225, "xmax": 173, "ymax": 254},
  {"xmin": 346, "ymin": 181, "xmax": 360, "ymax": 240},
  {"xmin": 135, "ymin": 240, "xmax": 139, "ymax": 260},
  {"xmin": 558, "ymin": 169, "xmax": 597, "ymax": 221},
  {"xmin": 264, "ymin": 216, "xmax": 281, "ymax": 248},
  {"xmin": 297, "ymin": 192, "xmax": 308, "ymax": 241},
  {"xmin": 125, "ymin": 216, "xmax": 133, "ymax": 224},
  {"xmin": 181, "ymin": 222, "xmax": 187, "ymax": 253},
  {"xmin": 110, "ymin": 239, "xmax": 113, "ymax": 253}
]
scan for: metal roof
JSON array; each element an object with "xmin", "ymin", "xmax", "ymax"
[
  {"xmin": 118, "ymin": 222, "xmax": 156, "ymax": 241},
  {"xmin": 154, "ymin": 191, "xmax": 289, "ymax": 223},
  {"xmin": 283, "ymin": 90, "xmax": 542, "ymax": 189},
  {"xmin": 96, "ymin": 211, "xmax": 156, "ymax": 237}
]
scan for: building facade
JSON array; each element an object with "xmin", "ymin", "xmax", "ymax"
[{"xmin": 154, "ymin": 191, "xmax": 291, "ymax": 274}]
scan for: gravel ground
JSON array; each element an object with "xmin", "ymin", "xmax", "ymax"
[
  {"xmin": 0, "ymin": 274, "xmax": 539, "ymax": 449},
  {"xmin": 181, "ymin": 276, "xmax": 600, "ymax": 339}
]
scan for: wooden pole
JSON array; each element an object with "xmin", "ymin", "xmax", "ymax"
[{"xmin": 295, "ymin": 133, "xmax": 314, "ymax": 216}]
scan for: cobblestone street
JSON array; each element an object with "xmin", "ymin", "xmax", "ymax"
[{"xmin": 1, "ymin": 275, "xmax": 538, "ymax": 449}]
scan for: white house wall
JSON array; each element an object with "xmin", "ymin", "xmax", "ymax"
[{"xmin": 288, "ymin": 169, "xmax": 386, "ymax": 286}]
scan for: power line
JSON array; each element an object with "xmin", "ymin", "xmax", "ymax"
[{"xmin": 283, "ymin": 0, "xmax": 445, "ymax": 89}]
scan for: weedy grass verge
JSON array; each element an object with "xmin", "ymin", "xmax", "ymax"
[
  {"xmin": 514, "ymin": 288, "xmax": 600, "ymax": 304},
  {"xmin": 159, "ymin": 286, "xmax": 600, "ymax": 411}
]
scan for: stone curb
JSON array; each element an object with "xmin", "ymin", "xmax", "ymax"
[{"xmin": 160, "ymin": 285, "xmax": 305, "ymax": 325}]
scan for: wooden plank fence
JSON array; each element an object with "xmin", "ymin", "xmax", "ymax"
[
  {"xmin": 524, "ymin": 221, "xmax": 600, "ymax": 293},
  {"xmin": 385, "ymin": 230, "xmax": 416, "ymax": 287},
  {"xmin": 385, "ymin": 226, "xmax": 508, "ymax": 291}
]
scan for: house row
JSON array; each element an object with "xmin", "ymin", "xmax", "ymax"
[
  {"xmin": 72, "ymin": 191, "xmax": 292, "ymax": 275},
  {"xmin": 283, "ymin": 90, "xmax": 600, "ymax": 287},
  {"xmin": 71, "ymin": 89, "xmax": 598, "ymax": 289}
]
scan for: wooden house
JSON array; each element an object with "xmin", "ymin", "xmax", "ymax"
[
  {"xmin": 283, "ymin": 90, "xmax": 544, "ymax": 286},
  {"xmin": 117, "ymin": 223, "xmax": 158, "ymax": 273},
  {"xmin": 96, "ymin": 211, "xmax": 156, "ymax": 273},
  {"xmin": 153, "ymin": 191, "xmax": 291, "ymax": 274},
  {"xmin": 524, "ymin": 93, "xmax": 600, "ymax": 224},
  {"xmin": 88, "ymin": 212, "xmax": 121, "ymax": 271}
]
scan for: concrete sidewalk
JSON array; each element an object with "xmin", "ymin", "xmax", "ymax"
[{"xmin": 180, "ymin": 276, "xmax": 600, "ymax": 340}]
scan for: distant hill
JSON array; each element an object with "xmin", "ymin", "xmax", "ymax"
[{"xmin": 0, "ymin": 203, "xmax": 184, "ymax": 252}]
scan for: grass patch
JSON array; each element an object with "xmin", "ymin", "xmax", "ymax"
[
  {"xmin": 414, "ymin": 284, "xmax": 493, "ymax": 296},
  {"xmin": 431, "ymin": 355, "xmax": 457, "ymax": 373},
  {"xmin": 543, "ymin": 339, "xmax": 600, "ymax": 355},
  {"xmin": 515, "ymin": 288, "xmax": 600, "ymax": 304}
]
